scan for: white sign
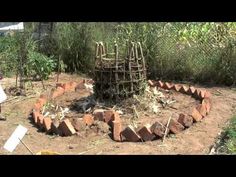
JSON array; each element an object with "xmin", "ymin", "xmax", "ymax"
[{"xmin": 3, "ymin": 125, "xmax": 28, "ymax": 152}]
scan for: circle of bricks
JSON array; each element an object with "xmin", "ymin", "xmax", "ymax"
[{"xmin": 29, "ymin": 79, "xmax": 212, "ymax": 143}]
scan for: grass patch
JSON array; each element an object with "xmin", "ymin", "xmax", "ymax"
[{"xmin": 220, "ymin": 115, "xmax": 236, "ymax": 154}]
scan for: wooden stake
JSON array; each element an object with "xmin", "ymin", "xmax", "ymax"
[
  {"xmin": 18, "ymin": 138, "xmax": 34, "ymax": 155},
  {"xmin": 163, "ymin": 115, "xmax": 172, "ymax": 142}
]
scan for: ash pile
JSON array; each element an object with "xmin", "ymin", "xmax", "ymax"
[{"xmin": 94, "ymin": 41, "xmax": 147, "ymax": 103}]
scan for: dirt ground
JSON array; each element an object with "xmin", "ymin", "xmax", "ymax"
[{"xmin": 0, "ymin": 73, "xmax": 236, "ymax": 155}]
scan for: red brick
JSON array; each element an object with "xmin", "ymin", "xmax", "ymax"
[
  {"xmin": 37, "ymin": 114, "xmax": 44, "ymax": 128},
  {"xmin": 87, "ymin": 79, "xmax": 94, "ymax": 84},
  {"xmin": 93, "ymin": 109, "xmax": 105, "ymax": 121},
  {"xmin": 51, "ymin": 119, "xmax": 62, "ymax": 135},
  {"xmin": 180, "ymin": 85, "xmax": 189, "ymax": 94},
  {"xmin": 137, "ymin": 124, "xmax": 156, "ymax": 141},
  {"xmin": 83, "ymin": 114, "xmax": 94, "ymax": 126},
  {"xmin": 43, "ymin": 117, "xmax": 52, "ymax": 132},
  {"xmin": 75, "ymin": 81, "xmax": 86, "ymax": 90},
  {"xmin": 177, "ymin": 113, "xmax": 193, "ymax": 128},
  {"xmin": 199, "ymin": 89, "xmax": 206, "ymax": 100},
  {"xmin": 196, "ymin": 104, "xmax": 207, "ymax": 117},
  {"xmin": 148, "ymin": 80, "xmax": 155, "ymax": 87},
  {"xmin": 56, "ymin": 83, "xmax": 63, "ymax": 88},
  {"xmin": 187, "ymin": 86, "xmax": 196, "ymax": 95},
  {"xmin": 191, "ymin": 107, "xmax": 203, "ymax": 122},
  {"xmin": 104, "ymin": 110, "xmax": 115, "ymax": 125},
  {"xmin": 69, "ymin": 81, "xmax": 78, "ymax": 91},
  {"xmin": 71, "ymin": 119, "xmax": 86, "ymax": 131},
  {"xmin": 40, "ymin": 94, "xmax": 47, "ymax": 100},
  {"xmin": 163, "ymin": 82, "xmax": 174, "ymax": 90},
  {"xmin": 62, "ymin": 83, "xmax": 72, "ymax": 92},
  {"xmin": 204, "ymin": 91, "xmax": 212, "ymax": 98},
  {"xmin": 121, "ymin": 125, "xmax": 141, "ymax": 142},
  {"xmin": 58, "ymin": 119, "xmax": 76, "ymax": 136},
  {"xmin": 112, "ymin": 120, "xmax": 122, "ymax": 142},
  {"xmin": 193, "ymin": 89, "xmax": 201, "ymax": 100},
  {"xmin": 169, "ymin": 119, "xmax": 185, "ymax": 134},
  {"xmin": 150, "ymin": 121, "xmax": 166, "ymax": 138},
  {"xmin": 157, "ymin": 81, "xmax": 164, "ymax": 88},
  {"xmin": 32, "ymin": 111, "xmax": 40, "ymax": 124},
  {"xmin": 202, "ymin": 98, "xmax": 211, "ymax": 114},
  {"xmin": 173, "ymin": 84, "xmax": 181, "ymax": 92},
  {"xmin": 37, "ymin": 97, "xmax": 47, "ymax": 108},
  {"xmin": 33, "ymin": 102, "xmax": 41, "ymax": 111},
  {"xmin": 52, "ymin": 87, "xmax": 64, "ymax": 98}
]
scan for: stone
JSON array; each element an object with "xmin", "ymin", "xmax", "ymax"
[{"xmin": 32, "ymin": 111, "xmax": 40, "ymax": 124}]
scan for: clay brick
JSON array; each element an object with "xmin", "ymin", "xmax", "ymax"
[
  {"xmin": 83, "ymin": 114, "xmax": 94, "ymax": 126},
  {"xmin": 202, "ymin": 98, "xmax": 211, "ymax": 114},
  {"xmin": 187, "ymin": 86, "xmax": 196, "ymax": 95},
  {"xmin": 112, "ymin": 120, "xmax": 122, "ymax": 142},
  {"xmin": 63, "ymin": 83, "xmax": 72, "ymax": 92},
  {"xmin": 58, "ymin": 119, "xmax": 76, "ymax": 136},
  {"xmin": 121, "ymin": 125, "xmax": 141, "ymax": 142},
  {"xmin": 87, "ymin": 79, "xmax": 94, "ymax": 84},
  {"xmin": 33, "ymin": 102, "xmax": 41, "ymax": 111},
  {"xmin": 137, "ymin": 124, "xmax": 156, "ymax": 141},
  {"xmin": 37, "ymin": 97, "xmax": 47, "ymax": 108},
  {"xmin": 157, "ymin": 81, "xmax": 164, "ymax": 88},
  {"xmin": 43, "ymin": 117, "xmax": 52, "ymax": 132},
  {"xmin": 193, "ymin": 89, "xmax": 201, "ymax": 100},
  {"xmin": 40, "ymin": 94, "xmax": 47, "ymax": 100},
  {"xmin": 75, "ymin": 81, "xmax": 86, "ymax": 90},
  {"xmin": 69, "ymin": 81, "xmax": 78, "ymax": 91},
  {"xmin": 196, "ymin": 104, "xmax": 207, "ymax": 117},
  {"xmin": 32, "ymin": 111, "xmax": 40, "ymax": 124},
  {"xmin": 37, "ymin": 114, "xmax": 44, "ymax": 128},
  {"xmin": 52, "ymin": 87, "xmax": 64, "ymax": 98},
  {"xmin": 204, "ymin": 91, "xmax": 212, "ymax": 98},
  {"xmin": 163, "ymin": 82, "xmax": 174, "ymax": 90},
  {"xmin": 104, "ymin": 110, "xmax": 115, "ymax": 125},
  {"xmin": 148, "ymin": 80, "xmax": 155, "ymax": 87},
  {"xmin": 177, "ymin": 113, "xmax": 193, "ymax": 128},
  {"xmin": 71, "ymin": 119, "xmax": 82, "ymax": 131},
  {"xmin": 93, "ymin": 109, "xmax": 105, "ymax": 121},
  {"xmin": 191, "ymin": 107, "xmax": 203, "ymax": 122},
  {"xmin": 169, "ymin": 119, "xmax": 185, "ymax": 134},
  {"xmin": 199, "ymin": 90, "xmax": 206, "ymax": 100},
  {"xmin": 173, "ymin": 84, "xmax": 181, "ymax": 92},
  {"xmin": 180, "ymin": 85, "xmax": 189, "ymax": 94},
  {"xmin": 150, "ymin": 121, "xmax": 166, "ymax": 138},
  {"xmin": 56, "ymin": 83, "xmax": 63, "ymax": 88},
  {"xmin": 51, "ymin": 119, "xmax": 62, "ymax": 135}
]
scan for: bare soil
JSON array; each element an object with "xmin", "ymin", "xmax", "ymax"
[{"xmin": 0, "ymin": 73, "xmax": 236, "ymax": 155}]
